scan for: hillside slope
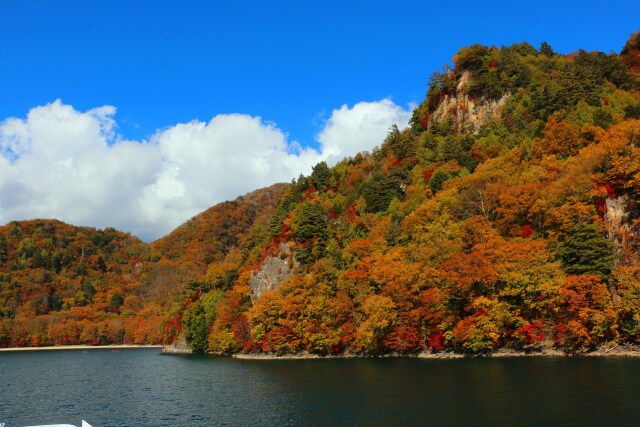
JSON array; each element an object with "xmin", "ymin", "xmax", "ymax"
[
  {"xmin": 0, "ymin": 219, "xmax": 165, "ymax": 346},
  {"xmin": 152, "ymin": 183, "xmax": 287, "ymax": 273},
  {"xmin": 2, "ymin": 34, "xmax": 639, "ymax": 354},
  {"xmin": 0, "ymin": 185, "xmax": 288, "ymax": 347},
  {"xmin": 172, "ymin": 33, "xmax": 640, "ymax": 355}
]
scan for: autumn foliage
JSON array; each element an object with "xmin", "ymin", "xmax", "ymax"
[{"xmin": 3, "ymin": 34, "xmax": 640, "ymax": 355}]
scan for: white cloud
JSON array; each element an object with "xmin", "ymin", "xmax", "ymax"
[
  {"xmin": 0, "ymin": 99, "xmax": 411, "ymax": 241},
  {"xmin": 317, "ymin": 99, "xmax": 412, "ymax": 165}
]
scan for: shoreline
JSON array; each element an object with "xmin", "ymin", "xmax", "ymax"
[
  {"xmin": 0, "ymin": 344, "xmax": 163, "ymax": 352},
  {"xmin": 4, "ymin": 344, "xmax": 640, "ymax": 358},
  {"xmin": 231, "ymin": 345, "xmax": 640, "ymax": 360}
]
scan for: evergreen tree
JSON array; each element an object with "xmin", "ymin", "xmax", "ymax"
[
  {"xmin": 292, "ymin": 202, "xmax": 329, "ymax": 263},
  {"xmin": 539, "ymin": 41, "xmax": 555, "ymax": 57},
  {"xmin": 624, "ymin": 103, "xmax": 640, "ymax": 120},
  {"xmin": 183, "ymin": 302, "xmax": 208, "ymax": 353},
  {"xmin": 555, "ymin": 222, "xmax": 616, "ymax": 280},
  {"xmin": 429, "ymin": 169, "xmax": 452, "ymax": 193},
  {"xmin": 311, "ymin": 161, "xmax": 330, "ymax": 192}
]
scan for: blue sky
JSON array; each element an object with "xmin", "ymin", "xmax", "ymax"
[
  {"xmin": 0, "ymin": 0, "xmax": 638, "ymax": 240},
  {"xmin": 2, "ymin": 0, "xmax": 637, "ymax": 146}
]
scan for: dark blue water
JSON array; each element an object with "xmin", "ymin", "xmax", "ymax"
[{"xmin": 1, "ymin": 349, "xmax": 640, "ymax": 426}]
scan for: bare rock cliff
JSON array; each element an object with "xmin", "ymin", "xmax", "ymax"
[
  {"xmin": 250, "ymin": 242, "xmax": 298, "ymax": 300},
  {"xmin": 605, "ymin": 195, "xmax": 640, "ymax": 267},
  {"xmin": 429, "ymin": 71, "xmax": 509, "ymax": 134}
]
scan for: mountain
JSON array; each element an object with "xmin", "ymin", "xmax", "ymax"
[
  {"xmin": 174, "ymin": 33, "xmax": 640, "ymax": 355},
  {"xmin": 0, "ymin": 219, "xmax": 164, "ymax": 346},
  {"xmin": 152, "ymin": 183, "xmax": 287, "ymax": 273},
  {"xmin": 2, "ymin": 33, "xmax": 640, "ymax": 355},
  {"xmin": 0, "ymin": 185, "xmax": 287, "ymax": 348}
]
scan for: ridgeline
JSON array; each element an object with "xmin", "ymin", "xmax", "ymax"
[{"xmin": 2, "ymin": 33, "xmax": 640, "ymax": 356}]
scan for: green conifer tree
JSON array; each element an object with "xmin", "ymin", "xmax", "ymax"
[{"xmin": 555, "ymin": 222, "xmax": 616, "ymax": 280}]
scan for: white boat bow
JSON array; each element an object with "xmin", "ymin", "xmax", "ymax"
[{"xmin": 23, "ymin": 421, "xmax": 92, "ymax": 427}]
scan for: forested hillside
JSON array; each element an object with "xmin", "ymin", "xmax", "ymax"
[
  {"xmin": 0, "ymin": 185, "xmax": 285, "ymax": 347},
  {"xmin": 0, "ymin": 219, "xmax": 164, "ymax": 346},
  {"xmin": 2, "ymin": 33, "xmax": 640, "ymax": 355},
  {"xmin": 152, "ymin": 184, "xmax": 287, "ymax": 273},
  {"xmin": 173, "ymin": 33, "xmax": 640, "ymax": 355}
]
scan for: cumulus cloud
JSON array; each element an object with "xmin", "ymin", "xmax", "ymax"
[
  {"xmin": 317, "ymin": 99, "xmax": 412, "ymax": 165},
  {"xmin": 0, "ymin": 99, "xmax": 411, "ymax": 241}
]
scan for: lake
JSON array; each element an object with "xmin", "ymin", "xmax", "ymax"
[{"xmin": 1, "ymin": 348, "xmax": 639, "ymax": 426}]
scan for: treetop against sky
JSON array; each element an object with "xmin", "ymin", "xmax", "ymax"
[{"xmin": 0, "ymin": 0, "xmax": 638, "ymax": 240}]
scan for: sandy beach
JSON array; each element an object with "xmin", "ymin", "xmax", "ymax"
[{"xmin": 0, "ymin": 344, "xmax": 163, "ymax": 352}]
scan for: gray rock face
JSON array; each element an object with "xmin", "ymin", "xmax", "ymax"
[
  {"xmin": 162, "ymin": 334, "xmax": 193, "ymax": 354},
  {"xmin": 605, "ymin": 195, "xmax": 632, "ymax": 260},
  {"xmin": 429, "ymin": 71, "xmax": 510, "ymax": 134},
  {"xmin": 250, "ymin": 243, "xmax": 297, "ymax": 300}
]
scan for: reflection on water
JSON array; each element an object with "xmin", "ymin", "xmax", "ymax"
[{"xmin": 1, "ymin": 349, "xmax": 639, "ymax": 426}]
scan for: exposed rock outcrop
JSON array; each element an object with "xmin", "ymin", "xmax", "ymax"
[
  {"xmin": 605, "ymin": 195, "xmax": 640, "ymax": 266},
  {"xmin": 250, "ymin": 243, "xmax": 298, "ymax": 300},
  {"xmin": 162, "ymin": 334, "xmax": 192, "ymax": 354},
  {"xmin": 429, "ymin": 71, "xmax": 509, "ymax": 134}
]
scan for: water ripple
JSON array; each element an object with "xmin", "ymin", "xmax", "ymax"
[{"xmin": 2, "ymin": 350, "xmax": 640, "ymax": 426}]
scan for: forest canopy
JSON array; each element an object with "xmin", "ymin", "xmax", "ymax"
[{"xmin": 2, "ymin": 33, "xmax": 640, "ymax": 356}]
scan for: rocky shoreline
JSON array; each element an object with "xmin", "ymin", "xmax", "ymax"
[
  {"xmin": 161, "ymin": 335, "xmax": 193, "ymax": 354},
  {"xmin": 229, "ymin": 344, "xmax": 640, "ymax": 360},
  {"xmin": 6, "ymin": 342, "xmax": 636, "ymax": 358}
]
